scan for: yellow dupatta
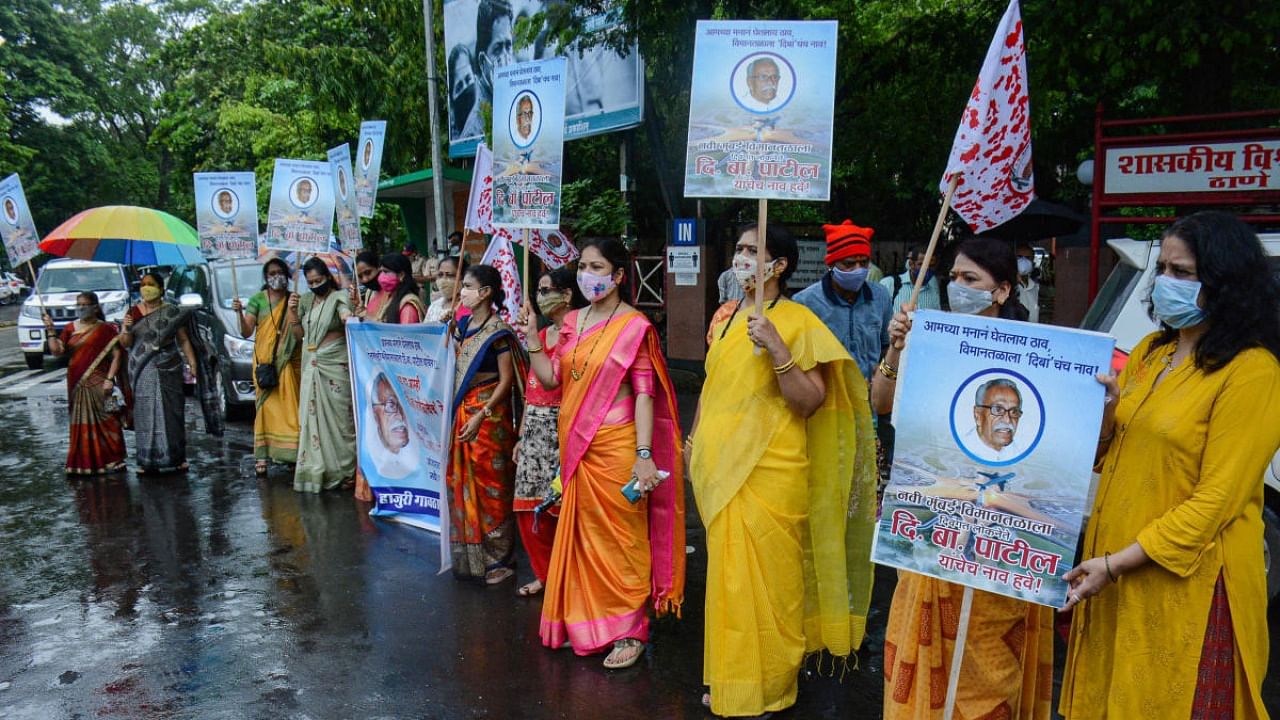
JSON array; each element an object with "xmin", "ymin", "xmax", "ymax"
[{"xmin": 692, "ymin": 299, "xmax": 878, "ymax": 656}]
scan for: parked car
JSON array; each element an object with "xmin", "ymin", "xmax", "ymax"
[
  {"xmin": 1082, "ymin": 233, "xmax": 1280, "ymax": 603},
  {"xmin": 165, "ymin": 259, "xmax": 264, "ymax": 420},
  {"xmin": 2, "ymin": 272, "xmax": 29, "ymax": 299},
  {"xmin": 19, "ymin": 259, "xmax": 131, "ymax": 369}
]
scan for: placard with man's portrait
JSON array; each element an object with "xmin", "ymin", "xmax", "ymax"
[
  {"xmin": 0, "ymin": 174, "xmax": 40, "ymax": 267},
  {"xmin": 263, "ymin": 159, "xmax": 334, "ymax": 255},
  {"xmin": 328, "ymin": 143, "xmax": 362, "ymax": 252},
  {"xmin": 490, "ymin": 57, "xmax": 566, "ymax": 231}
]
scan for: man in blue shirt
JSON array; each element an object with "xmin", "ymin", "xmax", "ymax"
[{"xmin": 792, "ymin": 220, "xmax": 892, "ymax": 383}]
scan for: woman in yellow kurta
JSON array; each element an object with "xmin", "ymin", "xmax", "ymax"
[
  {"xmin": 1059, "ymin": 211, "xmax": 1280, "ymax": 719},
  {"xmin": 871, "ymin": 236, "xmax": 1053, "ymax": 720},
  {"xmin": 691, "ymin": 224, "xmax": 878, "ymax": 717},
  {"xmin": 234, "ymin": 258, "xmax": 302, "ymax": 475}
]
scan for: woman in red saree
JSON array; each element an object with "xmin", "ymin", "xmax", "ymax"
[
  {"xmin": 524, "ymin": 238, "xmax": 686, "ymax": 670},
  {"xmin": 447, "ymin": 264, "xmax": 525, "ymax": 584},
  {"xmin": 46, "ymin": 292, "xmax": 128, "ymax": 476}
]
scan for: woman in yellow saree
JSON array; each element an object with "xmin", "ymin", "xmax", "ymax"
[
  {"xmin": 235, "ymin": 258, "xmax": 302, "ymax": 475},
  {"xmin": 871, "ymin": 236, "xmax": 1052, "ymax": 720},
  {"xmin": 691, "ymin": 224, "xmax": 878, "ymax": 717},
  {"xmin": 524, "ymin": 238, "xmax": 685, "ymax": 670}
]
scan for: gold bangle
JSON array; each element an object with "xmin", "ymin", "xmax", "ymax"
[
  {"xmin": 527, "ymin": 344, "xmax": 544, "ymax": 354},
  {"xmin": 1104, "ymin": 552, "xmax": 1118, "ymax": 583},
  {"xmin": 773, "ymin": 358, "xmax": 796, "ymax": 375},
  {"xmin": 879, "ymin": 359, "xmax": 899, "ymax": 380}
]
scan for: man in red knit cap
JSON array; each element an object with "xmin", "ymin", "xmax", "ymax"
[{"xmin": 792, "ymin": 220, "xmax": 892, "ymax": 384}]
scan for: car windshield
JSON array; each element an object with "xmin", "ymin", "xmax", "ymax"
[
  {"xmin": 1080, "ymin": 263, "xmax": 1141, "ymax": 333},
  {"xmin": 214, "ymin": 264, "xmax": 266, "ymax": 309},
  {"xmin": 37, "ymin": 266, "xmax": 125, "ymax": 294}
]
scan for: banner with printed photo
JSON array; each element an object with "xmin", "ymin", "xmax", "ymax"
[
  {"xmin": 491, "ymin": 57, "xmax": 565, "ymax": 230},
  {"xmin": 443, "ymin": 0, "xmax": 644, "ymax": 159},
  {"xmin": 263, "ymin": 159, "xmax": 334, "ymax": 255},
  {"xmin": 193, "ymin": 172, "xmax": 259, "ymax": 259},
  {"xmin": 870, "ymin": 310, "xmax": 1114, "ymax": 608},
  {"xmin": 355, "ymin": 121, "xmax": 387, "ymax": 218},
  {"xmin": 684, "ymin": 20, "xmax": 838, "ymax": 201},
  {"xmin": 0, "ymin": 174, "xmax": 41, "ymax": 267},
  {"xmin": 347, "ymin": 321, "xmax": 456, "ymax": 536},
  {"xmin": 327, "ymin": 144, "xmax": 362, "ymax": 252}
]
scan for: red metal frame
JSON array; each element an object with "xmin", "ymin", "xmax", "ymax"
[{"xmin": 1089, "ymin": 105, "xmax": 1280, "ymax": 299}]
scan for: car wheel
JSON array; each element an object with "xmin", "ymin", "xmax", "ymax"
[
  {"xmin": 1264, "ymin": 505, "xmax": 1280, "ymax": 605},
  {"xmin": 24, "ymin": 352, "xmax": 43, "ymax": 370}
]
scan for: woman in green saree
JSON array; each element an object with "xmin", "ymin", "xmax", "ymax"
[{"xmin": 293, "ymin": 258, "xmax": 357, "ymax": 492}]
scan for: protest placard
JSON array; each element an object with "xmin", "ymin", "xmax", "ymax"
[
  {"xmin": 0, "ymin": 174, "xmax": 41, "ymax": 267},
  {"xmin": 442, "ymin": 0, "xmax": 643, "ymax": 158},
  {"xmin": 683, "ymin": 20, "xmax": 838, "ymax": 201},
  {"xmin": 263, "ymin": 159, "xmax": 334, "ymax": 256},
  {"xmin": 355, "ymin": 121, "xmax": 387, "ymax": 218},
  {"xmin": 871, "ymin": 310, "xmax": 1114, "ymax": 608},
  {"xmin": 328, "ymin": 144, "xmax": 362, "ymax": 252},
  {"xmin": 193, "ymin": 172, "xmax": 259, "ymax": 260},
  {"xmin": 492, "ymin": 57, "xmax": 566, "ymax": 231},
  {"xmin": 347, "ymin": 321, "xmax": 456, "ymax": 538}
]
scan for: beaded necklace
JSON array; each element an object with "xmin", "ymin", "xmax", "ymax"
[{"xmin": 569, "ymin": 299, "xmax": 621, "ymax": 381}]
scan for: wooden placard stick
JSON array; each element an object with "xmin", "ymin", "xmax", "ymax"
[
  {"xmin": 911, "ymin": 174, "xmax": 962, "ymax": 307},
  {"xmin": 753, "ymin": 198, "xmax": 768, "ymax": 356},
  {"xmin": 942, "ymin": 585, "xmax": 975, "ymax": 720}
]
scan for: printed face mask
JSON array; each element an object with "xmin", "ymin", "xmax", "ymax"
[
  {"xmin": 537, "ymin": 291, "xmax": 567, "ymax": 316},
  {"xmin": 577, "ymin": 271, "xmax": 617, "ymax": 303},
  {"xmin": 266, "ymin": 275, "xmax": 288, "ymax": 291},
  {"xmin": 1150, "ymin": 275, "xmax": 1205, "ymax": 329},
  {"xmin": 832, "ymin": 266, "xmax": 869, "ymax": 292},
  {"xmin": 947, "ymin": 282, "xmax": 995, "ymax": 315},
  {"xmin": 731, "ymin": 254, "xmax": 777, "ymax": 292},
  {"xmin": 377, "ymin": 272, "xmax": 399, "ymax": 293}
]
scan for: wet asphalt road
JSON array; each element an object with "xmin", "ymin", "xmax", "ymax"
[{"xmin": 0, "ymin": 309, "xmax": 1276, "ymax": 718}]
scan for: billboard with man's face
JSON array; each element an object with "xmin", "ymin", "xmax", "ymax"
[{"xmin": 443, "ymin": 0, "xmax": 644, "ymax": 159}]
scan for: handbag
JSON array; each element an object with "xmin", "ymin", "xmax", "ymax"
[{"xmin": 254, "ymin": 298, "xmax": 287, "ymax": 390}]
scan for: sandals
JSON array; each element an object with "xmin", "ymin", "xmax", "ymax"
[
  {"xmin": 517, "ymin": 579, "xmax": 543, "ymax": 597},
  {"xmin": 484, "ymin": 567, "xmax": 515, "ymax": 585},
  {"xmin": 602, "ymin": 638, "xmax": 645, "ymax": 669}
]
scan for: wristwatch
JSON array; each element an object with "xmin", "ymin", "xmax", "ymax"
[
  {"xmin": 481, "ymin": 406, "xmax": 493, "ymax": 418},
  {"xmin": 636, "ymin": 447, "xmax": 653, "ymax": 460}
]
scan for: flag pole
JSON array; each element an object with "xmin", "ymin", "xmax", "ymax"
[
  {"xmin": 27, "ymin": 259, "xmax": 44, "ymax": 313},
  {"xmin": 942, "ymin": 586, "xmax": 975, "ymax": 720},
  {"xmin": 522, "ymin": 227, "xmax": 531, "ymax": 305},
  {"xmin": 911, "ymin": 174, "xmax": 961, "ymax": 307},
  {"xmin": 230, "ymin": 258, "xmax": 242, "ymax": 321}
]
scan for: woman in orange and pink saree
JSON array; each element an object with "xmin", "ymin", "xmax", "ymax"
[{"xmin": 524, "ymin": 238, "xmax": 685, "ymax": 670}]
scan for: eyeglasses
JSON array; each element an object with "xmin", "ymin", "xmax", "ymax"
[
  {"xmin": 517, "ymin": 110, "xmax": 534, "ymax": 120},
  {"xmin": 976, "ymin": 404, "xmax": 1023, "ymax": 419},
  {"xmin": 536, "ymin": 287, "xmax": 563, "ymax": 296},
  {"xmin": 750, "ymin": 74, "xmax": 780, "ymax": 83},
  {"xmin": 373, "ymin": 399, "xmax": 403, "ymax": 415}
]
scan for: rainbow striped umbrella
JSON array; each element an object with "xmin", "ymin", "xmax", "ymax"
[{"xmin": 39, "ymin": 205, "xmax": 205, "ymax": 266}]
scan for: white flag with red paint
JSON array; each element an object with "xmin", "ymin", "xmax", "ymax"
[
  {"xmin": 941, "ymin": 0, "xmax": 1034, "ymax": 233},
  {"xmin": 480, "ymin": 232, "xmax": 523, "ymax": 329},
  {"xmin": 464, "ymin": 143, "xmax": 578, "ymax": 270}
]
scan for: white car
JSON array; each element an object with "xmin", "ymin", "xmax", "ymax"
[
  {"xmin": 1082, "ymin": 233, "xmax": 1280, "ymax": 603},
  {"xmin": 19, "ymin": 259, "xmax": 131, "ymax": 369}
]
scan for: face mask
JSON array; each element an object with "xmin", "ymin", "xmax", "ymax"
[
  {"xmin": 731, "ymin": 254, "xmax": 777, "ymax": 292},
  {"xmin": 361, "ymin": 278, "xmax": 380, "ymax": 292},
  {"xmin": 947, "ymin": 282, "xmax": 995, "ymax": 315},
  {"xmin": 140, "ymin": 285, "xmax": 162, "ymax": 302},
  {"xmin": 537, "ymin": 291, "xmax": 568, "ymax": 316},
  {"xmin": 577, "ymin": 271, "xmax": 617, "ymax": 303},
  {"xmin": 266, "ymin": 275, "xmax": 288, "ymax": 291},
  {"xmin": 76, "ymin": 306, "xmax": 96, "ymax": 320},
  {"xmin": 378, "ymin": 272, "xmax": 400, "ymax": 293},
  {"xmin": 1016, "ymin": 257, "xmax": 1034, "ymax": 276},
  {"xmin": 1151, "ymin": 275, "xmax": 1205, "ymax": 329},
  {"xmin": 435, "ymin": 276, "xmax": 456, "ymax": 298},
  {"xmin": 458, "ymin": 287, "xmax": 482, "ymax": 309},
  {"xmin": 309, "ymin": 279, "xmax": 333, "ymax": 296},
  {"xmin": 831, "ymin": 266, "xmax": 869, "ymax": 293}
]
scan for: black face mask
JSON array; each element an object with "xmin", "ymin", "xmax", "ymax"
[
  {"xmin": 310, "ymin": 280, "xmax": 334, "ymax": 297},
  {"xmin": 361, "ymin": 278, "xmax": 379, "ymax": 292}
]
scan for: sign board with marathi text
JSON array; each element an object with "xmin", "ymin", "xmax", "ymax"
[
  {"xmin": 0, "ymin": 174, "xmax": 41, "ymax": 267},
  {"xmin": 491, "ymin": 57, "xmax": 566, "ymax": 231},
  {"xmin": 1103, "ymin": 141, "xmax": 1280, "ymax": 196},
  {"xmin": 194, "ymin": 172, "xmax": 259, "ymax": 260},
  {"xmin": 683, "ymin": 20, "xmax": 838, "ymax": 201},
  {"xmin": 870, "ymin": 310, "xmax": 1114, "ymax": 608},
  {"xmin": 263, "ymin": 159, "xmax": 335, "ymax": 255}
]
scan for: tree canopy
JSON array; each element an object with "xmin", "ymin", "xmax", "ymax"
[{"xmin": 2, "ymin": 0, "xmax": 1277, "ymax": 258}]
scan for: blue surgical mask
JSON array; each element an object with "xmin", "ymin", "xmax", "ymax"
[
  {"xmin": 831, "ymin": 266, "xmax": 869, "ymax": 292},
  {"xmin": 947, "ymin": 283, "xmax": 995, "ymax": 315},
  {"xmin": 1016, "ymin": 257, "xmax": 1034, "ymax": 276},
  {"xmin": 1151, "ymin": 275, "xmax": 1205, "ymax": 329}
]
